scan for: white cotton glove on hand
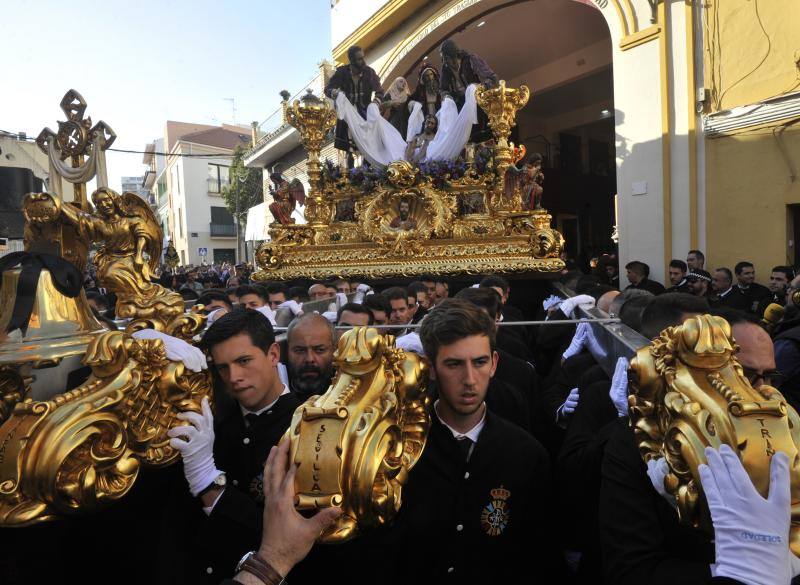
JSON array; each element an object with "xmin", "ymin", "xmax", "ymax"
[
  {"xmin": 256, "ymin": 305, "xmax": 277, "ymax": 326},
  {"xmin": 321, "ymin": 311, "xmax": 338, "ymax": 323},
  {"xmin": 700, "ymin": 444, "xmax": 792, "ymax": 585},
  {"xmin": 543, "ymin": 295, "xmax": 563, "ymax": 312},
  {"xmin": 335, "ymin": 292, "xmax": 349, "ymax": 309},
  {"xmin": 646, "ymin": 457, "xmax": 676, "ymax": 508},
  {"xmin": 560, "ymin": 294, "xmax": 595, "ymax": 318},
  {"xmin": 278, "ymin": 299, "xmax": 304, "ymax": 316},
  {"xmin": 609, "ymin": 357, "xmax": 630, "ymax": 417},
  {"xmin": 562, "ymin": 322, "xmax": 588, "ymax": 361},
  {"xmin": 354, "ymin": 283, "xmax": 374, "ymax": 304},
  {"xmin": 557, "ymin": 387, "xmax": 580, "ymax": 424},
  {"xmin": 167, "ymin": 397, "xmax": 222, "ymax": 497},
  {"xmin": 132, "ymin": 329, "xmax": 207, "ymax": 372},
  {"xmin": 396, "ymin": 332, "xmax": 424, "ymax": 356}
]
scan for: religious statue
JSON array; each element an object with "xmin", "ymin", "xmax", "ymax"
[
  {"xmin": 439, "ymin": 39, "xmax": 498, "ymax": 143},
  {"xmin": 404, "ymin": 115, "xmax": 438, "ymax": 165},
  {"xmin": 381, "ymin": 77, "xmax": 411, "ymax": 138},
  {"xmin": 506, "ymin": 153, "xmax": 545, "ymax": 210},
  {"xmin": 324, "ymin": 45, "xmax": 384, "ymax": 156},
  {"xmin": 268, "ymin": 169, "xmax": 305, "ymax": 225},
  {"xmin": 410, "ymin": 65, "xmax": 442, "ymax": 118},
  {"xmin": 23, "ymin": 187, "xmax": 184, "ymax": 323},
  {"xmin": 389, "ymin": 198, "xmax": 418, "ymax": 231}
]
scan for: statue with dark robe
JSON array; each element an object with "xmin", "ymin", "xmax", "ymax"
[
  {"xmin": 410, "ymin": 65, "xmax": 442, "ymax": 118},
  {"xmin": 439, "ymin": 39, "xmax": 498, "ymax": 143},
  {"xmin": 324, "ymin": 45, "xmax": 384, "ymax": 153}
]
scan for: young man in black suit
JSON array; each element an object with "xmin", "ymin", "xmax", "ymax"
[{"xmin": 168, "ymin": 308, "xmax": 300, "ymax": 583}]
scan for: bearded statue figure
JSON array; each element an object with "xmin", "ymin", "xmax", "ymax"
[{"xmin": 24, "ymin": 187, "xmax": 184, "ymax": 324}]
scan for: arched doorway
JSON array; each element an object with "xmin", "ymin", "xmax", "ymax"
[{"xmin": 380, "ymin": 0, "xmax": 617, "ymax": 266}]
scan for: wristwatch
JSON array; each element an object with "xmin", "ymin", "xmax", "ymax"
[
  {"xmin": 198, "ymin": 472, "xmax": 227, "ymax": 496},
  {"xmin": 235, "ymin": 551, "xmax": 286, "ymax": 585}
]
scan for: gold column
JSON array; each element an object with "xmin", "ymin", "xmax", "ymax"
[
  {"xmin": 282, "ymin": 91, "xmax": 337, "ymax": 228},
  {"xmin": 475, "ymin": 81, "xmax": 530, "ymax": 214}
]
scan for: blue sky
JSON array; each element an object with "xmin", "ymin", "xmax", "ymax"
[{"xmin": 1, "ymin": 0, "xmax": 331, "ymax": 190}]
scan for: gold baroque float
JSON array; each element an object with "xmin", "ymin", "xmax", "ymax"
[
  {"xmin": 0, "ymin": 90, "xmax": 212, "ymax": 526},
  {"xmin": 287, "ymin": 327, "xmax": 430, "ymax": 542},
  {"xmin": 253, "ymin": 81, "xmax": 565, "ymax": 281},
  {"xmin": 628, "ymin": 314, "xmax": 800, "ymax": 554}
]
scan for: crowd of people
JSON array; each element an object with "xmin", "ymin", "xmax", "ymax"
[{"xmin": 71, "ymin": 252, "xmax": 799, "ymax": 585}]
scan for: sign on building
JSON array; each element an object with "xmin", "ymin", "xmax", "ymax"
[{"xmin": 198, "ymin": 247, "xmax": 208, "ymax": 257}]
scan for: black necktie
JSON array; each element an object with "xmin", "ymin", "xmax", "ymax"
[
  {"xmin": 457, "ymin": 437, "xmax": 472, "ymax": 462},
  {"xmin": 245, "ymin": 413, "xmax": 261, "ymax": 427}
]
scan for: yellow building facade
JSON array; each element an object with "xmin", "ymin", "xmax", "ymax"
[{"xmin": 249, "ymin": 0, "xmax": 800, "ymax": 284}]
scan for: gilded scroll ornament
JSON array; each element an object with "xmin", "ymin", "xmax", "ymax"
[
  {"xmin": 629, "ymin": 314, "xmax": 800, "ymax": 554},
  {"xmin": 287, "ymin": 327, "xmax": 430, "ymax": 543},
  {"xmin": 0, "ymin": 330, "xmax": 212, "ymax": 525}
]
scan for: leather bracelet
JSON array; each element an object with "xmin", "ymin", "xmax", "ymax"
[
  {"xmin": 249, "ymin": 553, "xmax": 285, "ymax": 583},
  {"xmin": 242, "ymin": 555, "xmax": 284, "ymax": 585}
]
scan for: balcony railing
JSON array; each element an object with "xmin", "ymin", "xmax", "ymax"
[
  {"xmin": 210, "ymin": 223, "xmax": 236, "ymax": 237},
  {"xmin": 208, "ymin": 177, "xmax": 230, "ymax": 193}
]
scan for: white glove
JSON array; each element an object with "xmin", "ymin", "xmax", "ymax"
[
  {"xmin": 322, "ymin": 311, "xmax": 338, "ymax": 323},
  {"xmin": 561, "ymin": 294, "xmax": 596, "ymax": 317},
  {"xmin": 206, "ymin": 307, "xmax": 227, "ymax": 325},
  {"xmin": 560, "ymin": 294, "xmax": 595, "ymax": 318},
  {"xmin": 556, "ymin": 387, "xmax": 580, "ymax": 424},
  {"xmin": 562, "ymin": 322, "xmax": 588, "ymax": 361},
  {"xmin": 396, "ymin": 332, "xmax": 424, "ymax": 355},
  {"xmin": 354, "ymin": 284, "xmax": 374, "ymax": 304},
  {"xmin": 335, "ymin": 292, "xmax": 348, "ymax": 309},
  {"xmin": 646, "ymin": 457, "xmax": 676, "ymax": 508},
  {"xmin": 278, "ymin": 299, "xmax": 304, "ymax": 316},
  {"xmin": 167, "ymin": 397, "xmax": 222, "ymax": 497},
  {"xmin": 132, "ymin": 329, "xmax": 207, "ymax": 373},
  {"xmin": 700, "ymin": 444, "xmax": 792, "ymax": 585},
  {"xmin": 256, "ymin": 305, "xmax": 277, "ymax": 326},
  {"xmin": 609, "ymin": 357, "xmax": 630, "ymax": 417},
  {"xmin": 543, "ymin": 295, "xmax": 563, "ymax": 311}
]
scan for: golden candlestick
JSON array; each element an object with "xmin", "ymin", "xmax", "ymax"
[{"xmin": 282, "ymin": 90, "xmax": 337, "ymax": 227}]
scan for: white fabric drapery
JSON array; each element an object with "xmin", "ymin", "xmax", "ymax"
[
  {"xmin": 334, "ymin": 83, "xmax": 478, "ymax": 168},
  {"xmin": 244, "ymin": 202, "xmax": 269, "ymax": 241},
  {"xmin": 45, "ymin": 132, "xmax": 109, "ymax": 198}
]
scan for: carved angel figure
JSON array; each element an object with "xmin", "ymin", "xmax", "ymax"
[
  {"xmin": 24, "ymin": 188, "xmax": 184, "ymax": 323},
  {"xmin": 268, "ymin": 171, "xmax": 306, "ymax": 225}
]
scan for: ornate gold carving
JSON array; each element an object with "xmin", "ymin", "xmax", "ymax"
[
  {"xmin": 287, "ymin": 327, "xmax": 429, "ymax": 542},
  {"xmin": 282, "ymin": 91, "xmax": 337, "ymax": 227},
  {"xmin": 629, "ymin": 314, "xmax": 800, "ymax": 554},
  {"xmin": 24, "ymin": 188, "xmax": 184, "ymax": 327},
  {"xmin": 252, "ymin": 81, "xmax": 566, "ymax": 281},
  {"xmin": 0, "ymin": 330, "xmax": 212, "ymax": 525}
]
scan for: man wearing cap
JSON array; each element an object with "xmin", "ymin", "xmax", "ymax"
[{"xmin": 685, "ymin": 269, "xmax": 712, "ymax": 299}]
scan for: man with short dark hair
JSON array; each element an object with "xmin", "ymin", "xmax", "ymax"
[
  {"xmin": 686, "ymin": 249, "xmax": 705, "ymax": 271},
  {"xmin": 336, "ymin": 302, "xmax": 373, "ymax": 328},
  {"xmin": 434, "ymin": 280, "xmax": 449, "ymax": 306},
  {"xmin": 625, "ymin": 261, "xmax": 665, "ymax": 295},
  {"xmin": 198, "ymin": 291, "xmax": 233, "ymax": 318},
  {"xmin": 709, "ymin": 267, "xmax": 748, "ymax": 311},
  {"xmin": 236, "ymin": 285, "xmax": 267, "ymax": 310},
  {"xmin": 479, "ymin": 275, "xmax": 525, "ymax": 323},
  {"xmin": 408, "ymin": 281, "xmax": 431, "ymax": 310},
  {"xmin": 757, "ymin": 265, "xmax": 796, "ymax": 316},
  {"xmin": 383, "ymin": 287, "xmax": 412, "ymax": 331},
  {"xmin": 265, "ymin": 284, "xmax": 287, "ymax": 311},
  {"xmin": 385, "ymin": 298, "xmax": 559, "ymax": 582},
  {"xmin": 363, "ymin": 294, "xmax": 391, "ymax": 326},
  {"xmin": 170, "ymin": 308, "xmax": 300, "ymax": 582},
  {"xmin": 286, "ymin": 313, "xmax": 336, "ymax": 402},
  {"xmin": 181, "ymin": 270, "xmax": 205, "ymax": 293},
  {"xmin": 734, "ymin": 261, "xmax": 770, "ymax": 313},
  {"xmin": 333, "ymin": 279, "xmax": 351, "ymax": 295},
  {"xmin": 666, "ymin": 259, "xmax": 688, "ymax": 292}
]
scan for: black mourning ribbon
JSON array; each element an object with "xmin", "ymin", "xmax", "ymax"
[{"xmin": 0, "ymin": 252, "xmax": 83, "ymax": 334}]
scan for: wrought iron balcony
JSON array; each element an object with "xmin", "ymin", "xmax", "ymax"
[{"xmin": 210, "ymin": 223, "xmax": 236, "ymax": 237}]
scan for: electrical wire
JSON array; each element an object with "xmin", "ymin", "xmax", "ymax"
[{"xmin": 0, "ymin": 130, "xmax": 238, "ymax": 158}]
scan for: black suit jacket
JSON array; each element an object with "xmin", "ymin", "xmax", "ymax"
[{"xmin": 192, "ymin": 393, "xmax": 300, "ymax": 583}]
